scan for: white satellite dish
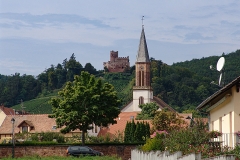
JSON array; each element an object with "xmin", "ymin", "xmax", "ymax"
[
  {"xmin": 216, "ymin": 57, "xmax": 225, "ymax": 71},
  {"xmin": 210, "ymin": 56, "xmax": 226, "ymax": 87},
  {"xmin": 219, "ymin": 73, "xmax": 222, "ymax": 86}
]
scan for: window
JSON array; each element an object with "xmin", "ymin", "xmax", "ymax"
[
  {"xmin": 70, "ymin": 146, "xmax": 80, "ymax": 151},
  {"xmin": 139, "ymin": 96, "xmax": 144, "ymax": 105},
  {"xmin": 22, "ymin": 126, "xmax": 28, "ymax": 132},
  {"xmin": 80, "ymin": 146, "xmax": 90, "ymax": 151},
  {"xmin": 219, "ymin": 117, "xmax": 222, "ymax": 133}
]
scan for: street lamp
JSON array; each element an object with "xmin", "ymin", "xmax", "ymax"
[
  {"xmin": 11, "ymin": 118, "xmax": 15, "ymax": 158},
  {"xmin": 186, "ymin": 116, "xmax": 195, "ymax": 127}
]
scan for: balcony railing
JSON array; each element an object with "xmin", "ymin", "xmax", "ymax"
[{"xmin": 210, "ymin": 133, "xmax": 240, "ymax": 148}]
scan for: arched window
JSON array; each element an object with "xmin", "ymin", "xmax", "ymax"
[{"xmin": 139, "ymin": 96, "xmax": 144, "ymax": 105}]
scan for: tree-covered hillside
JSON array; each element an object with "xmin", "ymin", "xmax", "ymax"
[
  {"xmin": 0, "ymin": 53, "xmax": 100, "ymax": 107},
  {"xmin": 2, "ymin": 50, "xmax": 240, "ymax": 113},
  {"xmin": 172, "ymin": 50, "xmax": 240, "ymax": 85},
  {"xmin": 150, "ymin": 59, "xmax": 219, "ymax": 111}
]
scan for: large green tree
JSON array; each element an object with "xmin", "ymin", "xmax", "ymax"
[{"xmin": 49, "ymin": 71, "xmax": 121, "ymax": 145}]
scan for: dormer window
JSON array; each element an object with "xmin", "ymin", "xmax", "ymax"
[
  {"xmin": 22, "ymin": 126, "xmax": 28, "ymax": 132},
  {"xmin": 17, "ymin": 120, "xmax": 34, "ymax": 133}
]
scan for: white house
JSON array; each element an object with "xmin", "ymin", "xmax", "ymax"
[{"xmin": 197, "ymin": 76, "xmax": 240, "ymax": 147}]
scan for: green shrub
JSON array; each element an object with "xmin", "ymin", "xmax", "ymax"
[
  {"xmin": 30, "ymin": 132, "xmax": 65, "ymax": 143},
  {"xmin": 141, "ymin": 133, "xmax": 165, "ymax": 152},
  {"xmin": 164, "ymin": 126, "xmax": 209, "ymax": 154}
]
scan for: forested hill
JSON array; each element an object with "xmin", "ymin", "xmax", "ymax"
[
  {"xmin": 1, "ymin": 50, "xmax": 240, "ymax": 113},
  {"xmin": 152, "ymin": 49, "xmax": 240, "ymax": 111},
  {"xmin": 172, "ymin": 50, "xmax": 240, "ymax": 85}
]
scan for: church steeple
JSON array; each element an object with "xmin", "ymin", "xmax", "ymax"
[
  {"xmin": 121, "ymin": 23, "xmax": 175, "ymax": 113},
  {"xmin": 135, "ymin": 27, "xmax": 151, "ymax": 87},
  {"xmin": 132, "ymin": 26, "xmax": 153, "ymax": 112},
  {"xmin": 136, "ymin": 27, "xmax": 150, "ymax": 63}
]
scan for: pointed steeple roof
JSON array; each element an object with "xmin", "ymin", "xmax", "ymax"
[{"xmin": 136, "ymin": 27, "xmax": 150, "ymax": 62}]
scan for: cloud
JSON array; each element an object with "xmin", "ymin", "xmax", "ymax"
[
  {"xmin": 1, "ymin": 1, "xmax": 240, "ymax": 76},
  {"xmin": 184, "ymin": 32, "xmax": 215, "ymax": 42},
  {"xmin": 0, "ymin": 13, "xmax": 111, "ymax": 29}
]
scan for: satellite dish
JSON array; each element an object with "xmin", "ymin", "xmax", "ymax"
[
  {"xmin": 219, "ymin": 73, "xmax": 222, "ymax": 86},
  {"xmin": 210, "ymin": 56, "xmax": 226, "ymax": 87},
  {"xmin": 216, "ymin": 57, "xmax": 225, "ymax": 71}
]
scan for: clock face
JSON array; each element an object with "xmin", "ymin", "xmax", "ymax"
[{"xmin": 140, "ymin": 65, "xmax": 144, "ymax": 70}]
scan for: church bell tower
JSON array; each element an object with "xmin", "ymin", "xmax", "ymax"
[{"xmin": 132, "ymin": 27, "xmax": 153, "ymax": 111}]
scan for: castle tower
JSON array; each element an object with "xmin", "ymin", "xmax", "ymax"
[
  {"xmin": 110, "ymin": 51, "xmax": 118, "ymax": 62},
  {"xmin": 132, "ymin": 27, "xmax": 153, "ymax": 111}
]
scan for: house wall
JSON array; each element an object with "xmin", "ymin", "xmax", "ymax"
[
  {"xmin": 0, "ymin": 134, "xmax": 12, "ymax": 143},
  {"xmin": 209, "ymin": 86, "xmax": 240, "ymax": 147},
  {"xmin": 0, "ymin": 110, "xmax": 6, "ymax": 126},
  {"xmin": 87, "ymin": 125, "xmax": 100, "ymax": 137},
  {"xmin": 210, "ymin": 92, "xmax": 234, "ymax": 133},
  {"xmin": 233, "ymin": 85, "xmax": 240, "ymax": 133}
]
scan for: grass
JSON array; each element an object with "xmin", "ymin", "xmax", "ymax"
[{"xmin": 1, "ymin": 155, "xmax": 121, "ymax": 160}]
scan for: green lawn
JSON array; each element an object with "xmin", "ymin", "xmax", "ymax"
[{"xmin": 1, "ymin": 155, "xmax": 121, "ymax": 160}]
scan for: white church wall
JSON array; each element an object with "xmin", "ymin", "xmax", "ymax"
[{"xmin": 133, "ymin": 89, "xmax": 153, "ymax": 111}]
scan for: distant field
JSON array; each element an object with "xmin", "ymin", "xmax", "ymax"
[{"xmin": 1, "ymin": 155, "xmax": 121, "ymax": 160}]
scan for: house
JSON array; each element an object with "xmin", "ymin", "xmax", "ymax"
[
  {"xmin": 197, "ymin": 75, "xmax": 240, "ymax": 147},
  {"xmin": 0, "ymin": 105, "xmax": 102, "ymax": 142},
  {"xmin": 0, "ymin": 105, "xmax": 15, "ymax": 126}
]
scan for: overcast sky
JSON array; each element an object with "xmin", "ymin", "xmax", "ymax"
[{"xmin": 0, "ymin": 1, "xmax": 240, "ymax": 76}]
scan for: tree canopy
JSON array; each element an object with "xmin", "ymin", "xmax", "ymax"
[
  {"xmin": 136, "ymin": 102, "xmax": 159, "ymax": 120},
  {"xmin": 152, "ymin": 110, "xmax": 187, "ymax": 132},
  {"xmin": 49, "ymin": 71, "xmax": 121, "ymax": 145}
]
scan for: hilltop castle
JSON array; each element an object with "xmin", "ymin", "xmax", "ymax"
[{"xmin": 103, "ymin": 51, "xmax": 130, "ymax": 72}]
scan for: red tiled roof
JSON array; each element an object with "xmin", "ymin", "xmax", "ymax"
[
  {"xmin": 0, "ymin": 105, "xmax": 15, "ymax": 115},
  {"xmin": 98, "ymin": 112, "xmax": 151, "ymax": 138},
  {"xmin": 0, "ymin": 114, "xmax": 62, "ymax": 134},
  {"xmin": 194, "ymin": 117, "xmax": 208, "ymax": 124},
  {"xmin": 98, "ymin": 112, "xmax": 194, "ymax": 138}
]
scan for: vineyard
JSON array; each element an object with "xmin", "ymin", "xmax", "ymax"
[
  {"xmin": 12, "ymin": 91, "xmax": 59, "ymax": 114},
  {"xmin": 12, "ymin": 73, "xmax": 134, "ymax": 114},
  {"xmin": 102, "ymin": 72, "xmax": 134, "ymax": 108}
]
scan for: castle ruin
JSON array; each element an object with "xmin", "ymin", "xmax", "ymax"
[{"xmin": 103, "ymin": 50, "xmax": 130, "ymax": 72}]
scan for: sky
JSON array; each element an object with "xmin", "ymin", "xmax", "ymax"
[{"xmin": 0, "ymin": 1, "xmax": 240, "ymax": 76}]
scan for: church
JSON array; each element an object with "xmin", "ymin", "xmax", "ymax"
[
  {"xmin": 121, "ymin": 26, "xmax": 175, "ymax": 112},
  {"xmin": 97, "ymin": 27, "xmax": 178, "ymax": 138}
]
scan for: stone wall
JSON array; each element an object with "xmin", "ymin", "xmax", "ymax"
[{"xmin": 0, "ymin": 144, "xmax": 137, "ymax": 160}]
